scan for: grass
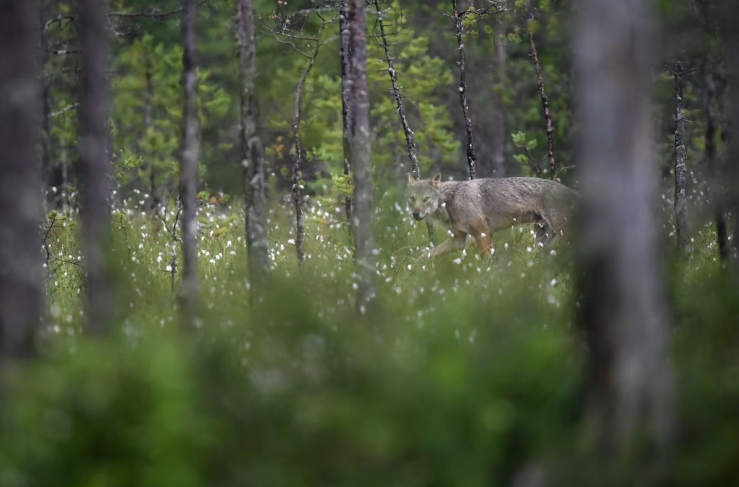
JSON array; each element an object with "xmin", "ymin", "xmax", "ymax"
[{"xmin": 8, "ymin": 187, "xmax": 739, "ymax": 487}]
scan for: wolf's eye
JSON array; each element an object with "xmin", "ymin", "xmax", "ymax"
[
  {"xmin": 423, "ymin": 196, "xmax": 430, "ymax": 203},
  {"xmin": 408, "ymin": 196, "xmax": 415, "ymax": 203}
]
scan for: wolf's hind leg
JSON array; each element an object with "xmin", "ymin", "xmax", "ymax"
[{"xmin": 472, "ymin": 230, "xmax": 493, "ymax": 259}]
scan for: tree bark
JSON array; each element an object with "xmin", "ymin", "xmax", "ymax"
[
  {"xmin": 179, "ymin": 0, "xmax": 200, "ymax": 320},
  {"xmin": 237, "ymin": 0, "xmax": 270, "ymax": 290},
  {"xmin": 528, "ymin": 31, "xmax": 556, "ymax": 180},
  {"xmin": 38, "ymin": 2, "xmax": 52, "ymax": 206},
  {"xmin": 348, "ymin": 0, "xmax": 376, "ymax": 313},
  {"xmin": 574, "ymin": 0, "xmax": 673, "ymax": 477},
  {"xmin": 728, "ymin": 3, "xmax": 739, "ymax": 264},
  {"xmin": 452, "ymin": 0, "xmax": 476, "ymax": 180},
  {"xmin": 673, "ymin": 62, "xmax": 690, "ymax": 255},
  {"xmin": 290, "ymin": 18, "xmax": 327, "ymax": 265},
  {"xmin": 704, "ymin": 73, "xmax": 728, "ymax": 262},
  {"xmin": 78, "ymin": 0, "xmax": 114, "ymax": 335},
  {"xmin": 373, "ymin": 0, "xmax": 435, "ymax": 244},
  {"xmin": 340, "ymin": 0, "xmax": 353, "ymax": 237},
  {"xmin": 492, "ymin": 30, "xmax": 506, "ymax": 178},
  {"xmin": 0, "ymin": 0, "xmax": 44, "ymax": 360},
  {"xmin": 143, "ymin": 55, "xmax": 159, "ymax": 210}
]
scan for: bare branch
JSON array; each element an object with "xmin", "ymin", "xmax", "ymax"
[
  {"xmin": 528, "ymin": 31, "xmax": 557, "ymax": 180},
  {"xmin": 108, "ymin": 0, "xmax": 210, "ymax": 19},
  {"xmin": 50, "ymin": 103, "xmax": 79, "ymax": 118}
]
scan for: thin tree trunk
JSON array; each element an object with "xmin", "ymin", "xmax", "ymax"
[
  {"xmin": 704, "ymin": 73, "xmax": 728, "ymax": 262},
  {"xmin": 348, "ymin": 0, "xmax": 376, "ymax": 314},
  {"xmin": 237, "ymin": 0, "xmax": 270, "ymax": 288},
  {"xmin": 673, "ymin": 62, "xmax": 689, "ymax": 255},
  {"xmin": 373, "ymin": 0, "xmax": 435, "ymax": 245},
  {"xmin": 179, "ymin": 0, "xmax": 200, "ymax": 320},
  {"xmin": 452, "ymin": 0, "xmax": 476, "ymax": 180},
  {"xmin": 0, "ymin": 0, "xmax": 44, "ymax": 360},
  {"xmin": 340, "ymin": 0, "xmax": 353, "ymax": 237},
  {"xmin": 492, "ymin": 30, "xmax": 506, "ymax": 178},
  {"xmin": 528, "ymin": 31, "xmax": 556, "ymax": 181},
  {"xmin": 78, "ymin": 0, "xmax": 114, "ymax": 336},
  {"xmin": 143, "ymin": 55, "xmax": 159, "ymax": 210},
  {"xmin": 574, "ymin": 0, "xmax": 673, "ymax": 478},
  {"xmin": 291, "ymin": 19, "xmax": 327, "ymax": 265}
]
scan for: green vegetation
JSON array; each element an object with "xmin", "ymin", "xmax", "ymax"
[{"xmin": 10, "ymin": 0, "xmax": 738, "ymax": 485}]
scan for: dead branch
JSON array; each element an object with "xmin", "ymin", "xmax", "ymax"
[{"xmin": 528, "ymin": 31, "xmax": 557, "ymax": 180}]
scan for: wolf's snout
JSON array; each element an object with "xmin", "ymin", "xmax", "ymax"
[{"xmin": 412, "ymin": 212, "xmax": 424, "ymax": 221}]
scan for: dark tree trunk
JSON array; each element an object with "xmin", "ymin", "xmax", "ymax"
[
  {"xmin": 347, "ymin": 0, "xmax": 376, "ymax": 313},
  {"xmin": 0, "ymin": 0, "xmax": 44, "ymax": 360},
  {"xmin": 704, "ymin": 73, "xmax": 728, "ymax": 262},
  {"xmin": 528, "ymin": 31, "xmax": 556, "ymax": 180},
  {"xmin": 373, "ymin": 0, "xmax": 418, "ymax": 178},
  {"xmin": 237, "ymin": 0, "xmax": 270, "ymax": 290},
  {"xmin": 574, "ymin": 0, "xmax": 673, "ymax": 477},
  {"xmin": 729, "ymin": 4, "xmax": 739, "ymax": 262},
  {"xmin": 78, "ymin": 0, "xmax": 114, "ymax": 335},
  {"xmin": 39, "ymin": 2, "xmax": 52, "ymax": 205},
  {"xmin": 451, "ymin": 0, "xmax": 476, "ymax": 180},
  {"xmin": 373, "ymin": 0, "xmax": 435, "ymax": 244},
  {"xmin": 492, "ymin": 30, "xmax": 506, "ymax": 178},
  {"xmin": 340, "ymin": 0, "xmax": 353, "ymax": 236},
  {"xmin": 673, "ymin": 62, "xmax": 690, "ymax": 255},
  {"xmin": 179, "ymin": 0, "xmax": 200, "ymax": 319}
]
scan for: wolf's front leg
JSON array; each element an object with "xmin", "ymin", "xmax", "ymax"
[{"xmin": 426, "ymin": 231, "xmax": 467, "ymax": 258}]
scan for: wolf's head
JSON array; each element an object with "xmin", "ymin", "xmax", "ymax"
[{"xmin": 405, "ymin": 172, "xmax": 443, "ymax": 221}]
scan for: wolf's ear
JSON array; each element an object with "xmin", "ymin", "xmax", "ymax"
[
  {"xmin": 407, "ymin": 173, "xmax": 416, "ymax": 186},
  {"xmin": 429, "ymin": 172, "xmax": 442, "ymax": 189}
]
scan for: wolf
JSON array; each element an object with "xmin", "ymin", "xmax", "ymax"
[{"xmin": 405, "ymin": 172, "xmax": 579, "ymax": 259}]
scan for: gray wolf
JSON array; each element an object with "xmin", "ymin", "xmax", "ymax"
[{"xmin": 405, "ymin": 172, "xmax": 579, "ymax": 259}]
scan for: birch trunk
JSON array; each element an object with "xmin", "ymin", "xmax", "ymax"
[
  {"xmin": 236, "ymin": 0, "xmax": 270, "ymax": 288},
  {"xmin": 348, "ymin": 0, "xmax": 376, "ymax": 313},
  {"xmin": 673, "ymin": 63, "xmax": 689, "ymax": 254},
  {"xmin": 179, "ymin": 0, "xmax": 200, "ymax": 319}
]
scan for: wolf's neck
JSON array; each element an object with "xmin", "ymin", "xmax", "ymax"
[{"xmin": 429, "ymin": 182, "xmax": 458, "ymax": 227}]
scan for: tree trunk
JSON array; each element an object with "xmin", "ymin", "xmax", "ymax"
[
  {"xmin": 38, "ymin": 2, "xmax": 52, "ymax": 207},
  {"xmin": 236, "ymin": 0, "xmax": 270, "ymax": 291},
  {"xmin": 492, "ymin": 30, "xmax": 506, "ymax": 178},
  {"xmin": 340, "ymin": 0, "xmax": 353, "ymax": 237},
  {"xmin": 373, "ymin": 0, "xmax": 435, "ymax": 244},
  {"xmin": 0, "ymin": 0, "xmax": 44, "ymax": 360},
  {"xmin": 574, "ymin": 0, "xmax": 673, "ymax": 478},
  {"xmin": 729, "ymin": 4, "xmax": 739, "ymax": 263},
  {"xmin": 290, "ymin": 18, "xmax": 327, "ymax": 265},
  {"xmin": 452, "ymin": 0, "xmax": 476, "ymax": 180},
  {"xmin": 704, "ymin": 73, "xmax": 729, "ymax": 262},
  {"xmin": 179, "ymin": 0, "xmax": 200, "ymax": 319},
  {"xmin": 78, "ymin": 0, "xmax": 114, "ymax": 336},
  {"xmin": 143, "ymin": 55, "xmax": 159, "ymax": 211},
  {"xmin": 673, "ymin": 62, "xmax": 690, "ymax": 255},
  {"xmin": 528, "ymin": 31, "xmax": 556, "ymax": 180},
  {"xmin": 347, "ymin": 0, "xmax": 376, "ymax": 314}
]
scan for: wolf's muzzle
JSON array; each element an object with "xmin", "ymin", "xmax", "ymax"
[{"xmin": 412, "ymin": 212, "xmax": 424, "ymax": 221}]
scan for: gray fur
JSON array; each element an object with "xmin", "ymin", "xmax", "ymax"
[{"xmin": 405, "ymin": 172, "xmax": 579, "ymax": 258}]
